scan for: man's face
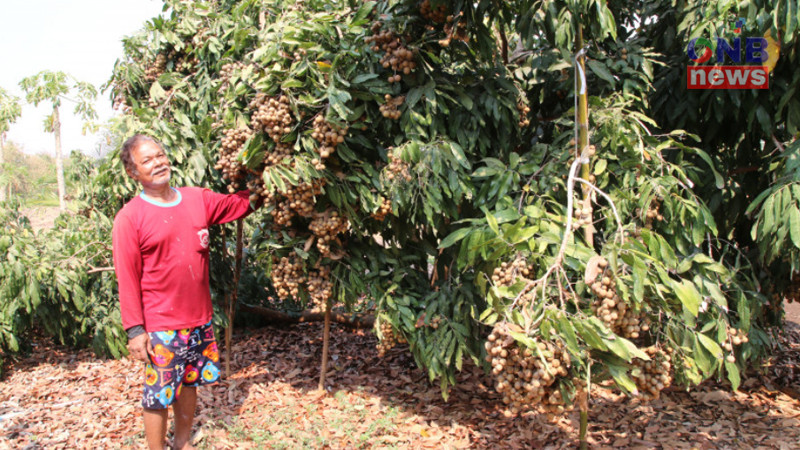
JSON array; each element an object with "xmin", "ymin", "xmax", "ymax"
[{"xmin": 128, "ymin": 141, "xmax": 171, "ymax": 188}]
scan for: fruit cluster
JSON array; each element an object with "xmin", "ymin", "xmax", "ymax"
[
  {"xmin": 307, "ymin": 265, "xmax": 333, "ymax": 308},
  {"xmin": 144, "ymin": 53, "xmax": 167, "ymax": 82},
  {"xmin": 588, "ymin": 260, "xmax": 650, "ymax": 339},
  {"xmin": 384, "ymin": 149, "xmax": 413, "ymax": 182},
  {"xmin": 366, "ymin": 24, "xmax": 416, "ymax": 83},
  {"xmin": 419, "ymin": 0, "xmax": 447, "ymax": 23},
  {"xmin": 251, "ymin": 94, "xmax": 294, "ymax": 143},
  {"xmin": 415, "ymin": 314, "xmax": 442, "ymax": 329},
  {"xmin": 175, "ymin": 52, "xmax": 198, "ymax": 74},
  {"xmin": 246, "ymin": 176, "xmax": 271, "ymax": 205},
  {"xmin": 723, "ymin": 325, "xmax": 749, "ymax": 363},
  {"xmin": 490, "ymin": 259, "xmax": 540, "ymax": 307},
  {"xmin": 271, "ymin": 181, "xmax": 325, "ymax": 227},
  {"xmin": 371, "ymin": 197, "xmax": 393, "ymax": 221},
  {"xmin": 379, "ymin": 94, "xmax": 404, "ymax": 120},
  {"xmin": 638, "ymin": 198, "xmax": 664, "ymax": 228},
  {"xmin": 216, "ymin": 127, "xmax": 253, "ymax": 193},
  {"xmin": 311, "ymin": 115, "xmax": 348, "ymax": 163},
  {"xmin": 572, "ymin": 197, "xmax": 593, "ymax": 230},
  {"xmin": 309, "ymin": 210, "xmax": 349, "ymax": 258},
  {"xmin": 485, "ymin": 325, "xmax": 572, "ymax": 416},
  {"xmin": 376, "ymin": 319, "xmax": 407, "ymax": 357},
  {"xmin": 272, "ymin": 255, "xmax": 306, "ymax": 299},
  {"xmin": 492, "ymin": 259, "xmax": 533, "ymax": 285},
  {"xmin": 219, "ymin": 61, "xmax": 247, "ymax": 92},
  {"xmin": 265, "ymin": 142, "xmax": 293, "ymax": 167},
  {"xmin": 439, "ymin": 14, "xmax": 468, "ymax": 47},
  {"xmin": 631, "ymin": 345, "xmax": 673, "ymax": 400},
  {"xmin": 517, "ymin": 101, "xmax": 531, "ymax": 128}
]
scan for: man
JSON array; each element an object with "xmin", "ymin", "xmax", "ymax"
[{"xmin": 112, "ymin": 134, "xmax": 255, "ymax": 449}]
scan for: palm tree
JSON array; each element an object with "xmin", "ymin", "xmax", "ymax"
[
  {"xmin": 19, "ymin": 71, "xmax": 97, "ymax": 211},
  {"xmin": 0, "ymin": 86, "xmax": 22, "ymax": 202}
]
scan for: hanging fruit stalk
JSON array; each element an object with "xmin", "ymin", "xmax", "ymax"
[{"xmin": 576, "ymin": 22, "xmax": 591, "ymax": 450}]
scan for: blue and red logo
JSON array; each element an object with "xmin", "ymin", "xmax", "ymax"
[{"xmin": 686, "ymin": 19, "xmax": 779, "ymax": 89}]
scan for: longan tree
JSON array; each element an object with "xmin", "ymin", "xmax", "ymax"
[{"xmin": 89, "ymin": 0, "xmax": 796, "ymax": 427}]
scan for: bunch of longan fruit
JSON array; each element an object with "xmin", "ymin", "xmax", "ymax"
[
  {"xmin": 490, "ymin": 259, "xmax": 538, "ymax": 306},
  {"xmin": 440, "ymin": 14, "xmax": 468, "ymax": 47},
  {"xmin": 144, "ymin": 53, "xmax": 167, "ymax": 82},
  {"xmin": 307, "ymin": 265, "xmax": 333, "ymax": 308},
  {"xmin": 309, "ymin": 210, "xmax": 349, "ymax": 258},
  {"xmin": 365, "ymin": 24, "xmax": 416, "ymax": 83},
  {"xmin": 216, "ymin": 127, "xmax": 253, "ymax": 193},
  {"xmin": 371, "ymin": 197, "xmax": 393, "ymax": 221},
  {"xmin": 631, "ymin": 345, "xmax": 673, "ymax": 400},
  {"xmin": 638, "ymin": 197, "xmax": 664, "ymax": 228},
  {"xmin": 572, "ymin": 197, "xmax": 593, "ymax": 230},
  {"xmin": 379, "ymin": 94, "xmax": 404, "ymax": 120},
  {"xmin": 384, "ymin": 149, "xmax": 413, "ymax": 182},
  {"xmin": 264, "ymin": 142, "xmax": 293, "ymax": 167},
  {"xmin": 723, "ymin": 325, "xmax": 749, "ymax": 363},
  {"xmin": 311, "ymin": 115, "xmax": 348, "ymax": 163},
  {"xmin": 272, "ymin": 255, "xmax": 306, "ymax": 299},
  {"xmin": 250, "ymin": 94, "xmax": 294, "ymax": 143},
  {"xmin": 517, "ymin": 101, "xmax": 531, "ymax": 128},
  {"xmin": 485, "ymin": 325, "xmax": 572, "ymax": 416},
  {"xmin": 376, "ymin": 319, "xmax": 407, "ymax": 357},
  {"xmin": 420, "ymin": 0, "xmax": 447, "ymax": 23},
  {"xmin": 588, "ymin": 260, "xmax": 650, "ymax": 339}
]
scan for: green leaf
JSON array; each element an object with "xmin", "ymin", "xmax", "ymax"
[
  {"xmin": 484, "ymin": 208, "xmax": 499, "ymax": 235},
  {"xmin": 608, "ymin": 363, "xmax": 637, "ymax": 393},
  {"xmin": 725, "ymin": 360, "xmax": 741, "ymax": 390},
  {"xmin": 587, "ymin": 60, "xmax": 616, "ymax": 86},
  {"xmin": 439, "ymin": 228, "xmax": 470, "ymax": 249},
  {"xmin": 673, "ymin": 279, "xmax": 701, "ymax": 317},
  {"xmin": 790, "ymin": 206, "xmax": 800, "ymax": 249},
  {"xmin": 697, "ymin": 332, "xmax": 723, "ymax": 360},
  {"xmin": 632, "ymin": 258, "xmax": 645, "ymax": 303}
]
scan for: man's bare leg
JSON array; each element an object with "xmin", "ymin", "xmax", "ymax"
[
  {"xmin": 172, "ymin": 386, "xmax": 198, "ymax": 450},
  {"xmin": 143, "ymin": 407, "xmax": 168, "ymax": 449}
]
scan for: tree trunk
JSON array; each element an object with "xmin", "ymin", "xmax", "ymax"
[
  {"xmin": 0, "ymin": 132, "xmax": 6, "ymax": 202},
  {"xmin": 53, "ymin": 105, "xmax": 66, "ymax": 211},
  {"xmin": 238, "ymin": 303, "xmax": 375, "ymax": 328}
]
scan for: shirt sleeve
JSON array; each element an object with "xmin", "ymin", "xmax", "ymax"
[
  {"xmin": 112, "ymin": 213, "xmax": 145, "ymax": 331},
  {"xmin": 202, "ymin": 188, "xmax": 254, "ymax": 225}
]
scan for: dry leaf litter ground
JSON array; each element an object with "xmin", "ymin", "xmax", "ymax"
[{"xmin": 1, "ymin": 323, "xmax": 798, "ymax": 449}]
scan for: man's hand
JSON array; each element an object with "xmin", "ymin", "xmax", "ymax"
[{"xmin": 127, "ymin": 333, "xmax": 155, "ymax": 363}]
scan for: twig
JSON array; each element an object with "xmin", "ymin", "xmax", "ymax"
[
  {"xmin": 87, "ymin": 266, "xmax": 115, "ymax": 274},
  {"xmin": 573, "ymin": 178, "xmax": 625, "ymax": 245}
]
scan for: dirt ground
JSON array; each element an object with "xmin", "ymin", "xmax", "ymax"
[
  {"xmin": 1, "ymin": 324, "xmax": 798, "ymax": 449},
  {"xmin": 20, "ymin": 205, "xmax": 62, "ymax": 232}
]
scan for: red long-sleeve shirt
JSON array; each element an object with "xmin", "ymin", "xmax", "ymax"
[{"xmin": 112, "ymin": 187, "xmax": 252, "ymax": 332}]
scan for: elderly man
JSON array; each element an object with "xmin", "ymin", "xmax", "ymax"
[{"xmin": 112, "ymin": 134, "xmax": 255, "ymax": 449}]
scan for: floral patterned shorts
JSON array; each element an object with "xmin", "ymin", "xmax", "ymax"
[{"xmin": 141, "ymin": 320, "xmax": 220, "ymax": 409}]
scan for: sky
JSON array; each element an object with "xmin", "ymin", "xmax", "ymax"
[{"xmin": 0, "ymin": 0, "xmax": 166, "ymax": 157}]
